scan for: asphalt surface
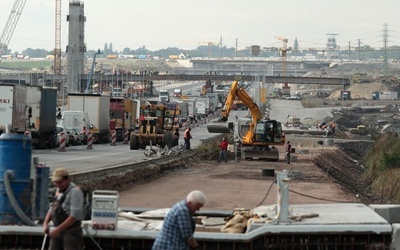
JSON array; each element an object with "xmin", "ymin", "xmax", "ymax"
[{"xmin": 32, "ymin": 119, "xmax": 224, "ymax": 175}]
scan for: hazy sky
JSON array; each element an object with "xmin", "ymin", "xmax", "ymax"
[{"xmin": 1, "ymin": 0, "xmax": 399, "ymax": 54}]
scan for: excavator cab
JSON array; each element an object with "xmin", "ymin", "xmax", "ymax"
[
  {"xmin": 254, "ymin": 121, "xmax": 273, "ymax": 143},
  {"xmin": 254, "ymin": 120, "xmax": 284, "ymax": 143}
]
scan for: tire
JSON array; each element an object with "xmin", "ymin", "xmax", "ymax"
[
  {"xmin": 38, "ymin": 134, "xmax": 47, "ymax": 149},
  {"xmin": 162, "ymin": 131, "xmax": 174, "ymax": 148},
  {"xmin": 49, "ymin": 134, "xmax": 57, "ymax": 148},
  {"xmin": 130, "ymin": 136, "xmax": 139, "ymax": 150}
]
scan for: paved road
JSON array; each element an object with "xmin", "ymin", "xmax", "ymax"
[
  {"xmin": 32, "ymin": 119, "xmax": 224, "ymax": 175},
  {"xmin": 269, "ymin": 99, "xmax": 335, "ymax": 123}
]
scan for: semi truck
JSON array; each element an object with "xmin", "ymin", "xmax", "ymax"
[
  {"xmin": 205, "ymin": 93, "xmax": 219, "ymax": 113},
  {"xmin": 68, "ymin": 93, "xmax": 111, "ymax": 143},
  {"xmin": 195, "ymin": 100, "xmax": 207, "ymax": 115},
  {"xmin": 372, "ymin": 91, "xmax": 398, "ymax": 100},
  {"xmin": 0, "ymin": 84, "xmax": 27, "ymax": 135},
  {"xmin": 173, "ymin": 89, "xmax": 182, "ymax": 97},
  {"xmin": 177, "ymin": 101, "xmax": 189, "ymax": 125},
  {"xmin": 184, "ymin": 99, "xmax": 196, "ymax": 121},
  {"xmin": 109, "ymin": 97, "xmax": 138, "ymax": 141},
  {"xmin": 158, "ymin": 90, "xmax": 170, "ymax": 103},
  {"xmin": 27, "ymin": 86, "xmax": 58, "ymax": 149},
  {"xmin": 196, "ymin": 97, "xmax": 211, "ymax": 115}
]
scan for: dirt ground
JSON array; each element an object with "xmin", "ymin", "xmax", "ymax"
[{"xmin": 118, "ymin": 139, "xmax": 365, "ymax": 211}]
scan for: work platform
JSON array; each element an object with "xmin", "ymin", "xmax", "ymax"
[{"xmin": 0, "ymin": 203, "xmax": 397, "ymax": 249}]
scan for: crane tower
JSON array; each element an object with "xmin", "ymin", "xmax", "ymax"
[
  {"xmin": 54, "ymin": 0, "xmax": 62, "ymax": 79},
  {"xmin": 275, "ymin": 36, "xmax": 291, "ymax": 95},
  {"xmin": 0, "ymin": 0, "xmax": 27, "ymax": 56}
]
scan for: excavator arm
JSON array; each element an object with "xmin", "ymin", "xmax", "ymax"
[
  {"xmin": 220, "ymin": 81, "xmax": 262, "ymax": 120},
  {"xmin": 208, "ymin": 81, "xmax": 262, "ymax": 135}
]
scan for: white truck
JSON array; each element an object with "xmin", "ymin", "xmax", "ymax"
[
  {"xmin": 196, "ymin": 97, "xmax": 211, "ymax": 115},
  {"xmin": 205, "ymin": 93, "xmax": 219, "ymax": 113},
  {"xmin": 67, "ymin": 93, "xmax": 110, "ymax": 143},
  {"xmin": 184, "ymin": 99, "xmax": 196, "ymax": 121},
  {"xmin": 0, "ymin": 84, "xmax": 27, "ymax": 134},
  {"xmin": 27, "ymin": 86, "xmax": 58, "ymax": 149},
  {"xmin": 195, "ymin": 100, "xmax": 207, "ymax": 115},
  {"xmin": 158, "ymin": 90, "xmax": 170, "ymax": 103}
]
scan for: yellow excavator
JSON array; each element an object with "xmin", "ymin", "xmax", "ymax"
[{"xmin": 207, "ymin": 81, "xmax": 285, "ymax": 161}]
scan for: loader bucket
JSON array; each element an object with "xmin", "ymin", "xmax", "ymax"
[{"xmin": 207, "ymin": 122, "xmax": 233, "ymax": 134}]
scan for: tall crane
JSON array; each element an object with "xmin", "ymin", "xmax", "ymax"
[
  {"xmin": 54, "ymin": 0, "xmax": 62, "ymax": 79},
  {"xmin": 198, "ymin": 41, "xmax": 220, "ymax": 58},
  {"xmin": 0, "ymin": 0, "xmax": 27, "ymax": 57},
  {"xmin": 275, "ymin": 36, "xmax": 291, "ymax": 95}
]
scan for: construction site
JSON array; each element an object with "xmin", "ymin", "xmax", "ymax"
[{"xmin": 2, "ymin": 1, "xmax": 400, "ymax": 250}]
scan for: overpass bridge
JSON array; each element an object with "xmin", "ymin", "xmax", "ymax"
[{"xmin": 0, "ymin": 72, "xmax": 351, "ymax": 87}]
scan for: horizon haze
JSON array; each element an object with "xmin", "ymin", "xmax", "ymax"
[{"xmin": 0, "ymin": 0, "xmax": 399, "ymax": 54}]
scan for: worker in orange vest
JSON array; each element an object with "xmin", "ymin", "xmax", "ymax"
[
  {"xmin": 183, "ymin": 127, "xmax": 192, "ymax": 150},
  {"xmin": 329, "ymin": 122, "xmax": 336, "ymax": 134}
]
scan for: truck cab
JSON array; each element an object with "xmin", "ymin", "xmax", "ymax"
[
  {"xmin": 158, "ymin": 90, "xmax": 170, "ymax": 103},
  {"xmin": 173, "ymin": 89, "xmax": 182, "ymax": 97}
]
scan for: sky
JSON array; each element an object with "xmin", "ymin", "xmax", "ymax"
[{"xmin": 1, "ymin": 0, "xmax": 399, "ymax": 54}]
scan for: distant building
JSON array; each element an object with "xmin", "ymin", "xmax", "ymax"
[{"xmin": 293, "ymin": 37, "xmax": 299, "ymax": 51}]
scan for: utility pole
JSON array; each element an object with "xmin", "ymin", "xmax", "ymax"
[
  {"xmin": 357, "ymin": 39, "xmax": 362, "ymax": 61},
  {"xmin": 235, "ymin": 38, "xmax": 238, "ymax": 58},
  {"xmin": 381, "ymin": 23, "xmax": 389, "ymax": 77},
  {"xmin": 348, "ymin": 41, "xmax": 351, "ymax": 60},
  {"xmin": 220, "ymin": 36, "xmax": 222, "ymax": 58}
]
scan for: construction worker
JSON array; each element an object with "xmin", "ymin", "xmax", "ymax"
[
  {"xmin": 318, "ymin": 121, "xmax": 327, "ymax": 130},
  {"xmin": 184, "ymin": 127, "xmax": 192, "ymax": 150},
  {"xmin": 172, "ymin": 128, "xmax": 180, "ymax": 147},
  {"xmin": 329, "ymin": 122, "xmax": 336, "ymax": 134},
  {"xmin": 43, "ymin": 168, "xmax": 84, "ymax": 250},
  {"xmin": 217, "ymin": 137, "xmax": 229, "ymax": 162},
  {"xmin": 286, "ymin": 140, "xmax": 292, "ymax": 164}
]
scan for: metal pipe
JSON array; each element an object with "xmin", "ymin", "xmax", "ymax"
[
  {"xmin": 5, "ymin": 124, "xmax": 12, "ymax": 134},
  {"xmin": 30, "ymin": 157, "xmax": 39, "ymax": 219},
  {"xmin": 3, "ymin": 170, "xmax": 37, "ymax": 226}
]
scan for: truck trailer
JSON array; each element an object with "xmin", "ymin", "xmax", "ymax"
[
  {"xmin": 68, "ymin": 93, "xmax": 111, "ymax": 143},
  {"xmin": 0, "ymin": 84, "xmax": 27, "ymax": 134},
  {"xmin": 27, "ymin": 86, "xmax": 58, "ymax": 149}
]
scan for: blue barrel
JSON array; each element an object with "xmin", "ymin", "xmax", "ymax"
[{"xmin": 0, "ymin": 133, "xmax": 32, "ymax": 225}]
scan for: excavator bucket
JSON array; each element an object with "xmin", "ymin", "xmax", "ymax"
[{"xmin": 207, "ymin": 122, "xmax": 233, "ymax": 134}]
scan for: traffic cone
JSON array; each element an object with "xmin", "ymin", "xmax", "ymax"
[
  {"xmin": 59, "ymin": 132, "xmax": 66, "ymax": 152},
  {"xmin": 123, "ymin": 129, "xmax": 129, "ymax": 144},
  {"xmin": 111, "ymin": 130, "xmax": 116, "ymax": 146},
  {"xmin": 87, "ymin": 131, "xmax": 93, "ymax": 149}
]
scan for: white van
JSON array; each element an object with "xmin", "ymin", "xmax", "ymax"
[{"xmin": 59, "ymin": 110, "xmax": 91, "ymax": 135}]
